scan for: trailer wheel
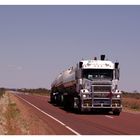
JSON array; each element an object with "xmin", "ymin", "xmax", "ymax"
[{"xmin": 50, "ymin": 93, "xmax": 55, "ymax": 103}]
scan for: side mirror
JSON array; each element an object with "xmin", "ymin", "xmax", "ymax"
[{"xmin": 115, "ymin": 68, "xmax": 120, "ymax": 80}]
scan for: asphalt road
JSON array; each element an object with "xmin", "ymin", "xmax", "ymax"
[{"xmin": 14, "ymin": 93, "xmax": 140, "ymax": 135}]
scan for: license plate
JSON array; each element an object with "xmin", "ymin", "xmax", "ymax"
[{"xmin": 94, "ymin": 99, "xmax": 110, "ymax": 105}]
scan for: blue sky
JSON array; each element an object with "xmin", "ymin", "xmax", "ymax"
[{"xmin": 0, "ymin": 5, "xmax": 140, "ymax": 92}]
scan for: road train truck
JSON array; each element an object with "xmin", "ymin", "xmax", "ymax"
[{"xmin": 51, "ymin": 55, "xmax": 122, "ymax": 115}]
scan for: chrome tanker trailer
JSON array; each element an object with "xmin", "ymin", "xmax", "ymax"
[{"xmin": 51, "ymin": 55, "xmax": 122, "ymax": 115}]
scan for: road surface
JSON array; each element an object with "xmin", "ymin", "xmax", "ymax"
[{"xmin": 14, "ymin": 93, "xmax": 140, "ymax": 135}]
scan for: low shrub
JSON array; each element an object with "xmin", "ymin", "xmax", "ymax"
[{"xmin": 0, "ymin": 88, "xmax": 5, "ymax": 98}]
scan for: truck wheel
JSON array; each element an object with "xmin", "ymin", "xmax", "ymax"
[
  {"xmin": 63, "ymin": 95, "xmax": 69, "ymax": 110},
  {"xmin": 77, "ymin": 99, "xmax": 84, "ymax": 114},
  {"xmin": 113, "ymin": 110, "xmax": 120, "ymax": 116}
]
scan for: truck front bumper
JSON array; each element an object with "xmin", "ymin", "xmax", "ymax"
[{"xmin": 81, "ymin": 98, "xmax": 122, "ymax": 110}]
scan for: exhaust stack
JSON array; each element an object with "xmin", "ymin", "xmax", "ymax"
[
  {"xmin": 101, "ymin": 55, "xmax": 105, "ymax": 60},
  {"xmin": 115, "ymin": 62, "xmax": 119, "ymax": 69}
]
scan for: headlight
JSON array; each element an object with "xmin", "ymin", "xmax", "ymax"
[
  {"xmin": 82, "ymin": 94, "xmax": 91, "ymax": 98},
  {"xmin": 83, "ymin": 94, "xmax": 86, "ymax": 98},
  {"xmin": 113, "ymin": 94, "xmax": 121, "ymax": 98},
  {"xmin": 117, "ymin": 95, "xmax": 121, "ymax": 98}
]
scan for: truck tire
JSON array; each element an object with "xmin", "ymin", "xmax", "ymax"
[
  {"xmin": 63, "ymin": 95, "xmax": 69, "ymax": 110},
  {"xmin": 77, "ymin": 98, "xmax": 84, "ymax": 114},
  {"xmin": 113, "ymin": 109, "xmax": 120, "ymax": 116}
]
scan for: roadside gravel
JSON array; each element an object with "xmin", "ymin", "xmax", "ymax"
[{"xmin": 0, "ymin": 91, "xmax": 55, "ymax": 135}]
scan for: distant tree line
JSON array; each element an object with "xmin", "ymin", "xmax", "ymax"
[
  {"xmin": 16, "ymin": 88, "xmax": 50, "ymax": 96},
  {"xmin": 0, "ymin": 88, "xmax": 6, "ymax": 98},
  {"xmin": 122, "ymin": 91, "xmax": 140, "ymax": 99}
]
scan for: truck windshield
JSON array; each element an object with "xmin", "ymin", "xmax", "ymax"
[{"xmin": 82, "ymin": 69, "xmax": 113, "ymax": 80}]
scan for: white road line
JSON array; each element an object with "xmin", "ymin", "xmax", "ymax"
[
  {"xmin": 105, "ymin": 115, "xmax": 114, "ymax": 119},
  {"xmin": 15, "ymin": 94, "xmax": 81, "ymax": 135}
]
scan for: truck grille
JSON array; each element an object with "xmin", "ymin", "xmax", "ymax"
[
  {"xmin": 92, "ymin": 85, "xmax": 111, "ymax": 92},
  {"xmin": 93, "ymin": 99, "xmax": 111, "ymax": 107},
  {"xmin": 94, "ymin": 93, "xmax": 110, "ymax": 98}
]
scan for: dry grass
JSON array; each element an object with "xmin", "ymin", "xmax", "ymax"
[
  {"xmin": 4, "ymin": 100, "xmax": 21, "ymax": 134},
  {"xmin": 3, "ymin": 93, "xmax": 23, "ymax": 134},
  {"xmin": 122, "ymin": 97, "xmax": 140, "ymax": 112},
  {"xmin": 0, "ymin": 88, "xmax": 5, "ymax": 98},
  {"xmin": 0, "ymin": 93, "xmax": 9, "ymax": 134},
  {"xmin": 122, "ymin": 92, "xmax": 140, "ymax": 99},
  {"xmin": 122, "ymin": 92, "xmax": 140, "ymax": 112},
  {"xmin": 0, "ymin": 92, "xmax": 29, "ymax": 134},
  {"xmin": 0, "ymin": 91, "xmax": 55, "ymax": 135}
]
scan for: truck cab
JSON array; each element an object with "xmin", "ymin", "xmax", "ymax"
[{"xmin": 76, "ymin": 55, "xmax": 122, "ymax": 115}]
